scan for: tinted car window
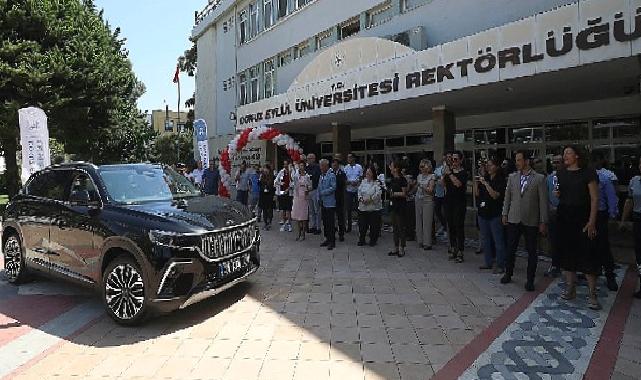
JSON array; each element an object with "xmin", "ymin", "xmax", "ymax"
[
  {"xmin": 98, "ymin": 164, "xmax": 201, "ymax": 204},
  {"xmin": 26, "ymin": 170, "xmax": 74, "ymax": 201},
  {"xmin": 70, "ymin": 172, "xmax": 100, "ymax": 202}
]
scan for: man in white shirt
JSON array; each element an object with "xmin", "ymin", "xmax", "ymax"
[
  {"xmin": 344, "ymin": 153, "xmax": 363, "ymax": 233},
  {"xmin": 189, "ymin": 160, "xmax": 204, "ymax": 187}
]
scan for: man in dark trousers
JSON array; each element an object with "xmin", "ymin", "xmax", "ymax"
[
  {"xmin": 344, "ymin": 153, "xmax": 363, "ymax": 233},
  {"xmin": 332, "ymin": 158, "xmax": 347, "ymax": 241},
  {"xmin": 593, "ymin": 151, "xmax": 619, "ymax": 291},
  {"xmin": 501, "ymin": 150, "xmax": 549, "ymax": 291},
  {"xmin": 318, "ymin": 159, "xmax": 337, "ymax": 250}
]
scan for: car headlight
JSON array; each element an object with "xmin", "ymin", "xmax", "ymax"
[{"xmin": 148, "ymin": 230, "xmax": 183, "ymax": 247}]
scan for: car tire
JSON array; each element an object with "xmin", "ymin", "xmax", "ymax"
[
  {"xmin": 3, "ymin": 234, "xmax": 30, "ymax": 284},
  {"xmin": 102, "ymin": 254, "xmax": 149, "ymax": 326}
]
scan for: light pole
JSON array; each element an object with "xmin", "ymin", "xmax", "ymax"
[{"xmin": 175, "ymin": 139, "xmax": 180, "ymax": 164}]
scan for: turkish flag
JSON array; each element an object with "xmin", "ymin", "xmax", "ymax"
[{"xmin": 172, "ymin": 65, "xmax": 180, "ymax": 83}]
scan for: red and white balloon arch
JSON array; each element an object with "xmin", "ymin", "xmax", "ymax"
[{"xmin": 218, "ymin": 126, "xmax": 303, "ymax": 198}]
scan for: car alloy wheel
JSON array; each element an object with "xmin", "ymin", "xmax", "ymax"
[
  {"xmin": 104, "ymin": 263, "xmax": 145, "ymax": 321},
  {"xmin": 4, "ymin": 235, "xmax": 26, "ymax": 283}
]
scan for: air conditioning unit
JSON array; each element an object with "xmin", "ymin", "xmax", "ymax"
[
  {"xmin": 390, "ymin": 26, "xmax": 426, "ymax": 50},
  {"xmin": 392, "ymin": 32, "xmax": 410, "ymax": 47}
]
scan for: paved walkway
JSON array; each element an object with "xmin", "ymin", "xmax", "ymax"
[{"xmin": 1, "ymin": 227, "xmax": 640, "ymax": 379}]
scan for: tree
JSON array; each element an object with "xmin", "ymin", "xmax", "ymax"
[
  {"xmin": 151, "ymin": 132, "xmax": 194, "ymax": 167},
  {"xmin": 0, "ymin": 0, "xmax": 151, "ymax": 196},
  {"xmin": 178, "ymin": 42, "xmax": 197, "ymax": 132}
]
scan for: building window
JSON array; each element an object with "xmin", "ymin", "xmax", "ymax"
[
  {"xmin": 316, "ymin": 29, "xmax": 333, "ymax": 50},
  {"xmin": 293, "ymin": 40, "xmax": 310, "ymax": 60},
  {"xmin": 339, "ymin": 17, "xmax": 360, "ymax": 40},
  {"xmin": 406, "ymin": 134, "xmax": 433, "ymax": 145},
  {"xmin": 545, "ymin": 122, "xmax": 589, "ymax": 142},
  {"xmin": 366, "ymin": 1, "xmax": 393, "ymax": 28},
  {"xmin": 474, "ymin": 128, "xmax": 507, "ymax": 145},
  {"xmin": 508, "ymin": 126, "xmax": 543, "ymax": 144},
  {"xmin": 238, "ymin": 8, "xmax": 248, "ymax": 44},
  {"xmin": 239, "ymin": 72, "xmax": 248, "ymax": 105},
  {"xmin": 249, "ymin": 2, "xmax": 259, "ymax": 38},
  {"xmin": 351, "ymin": 140, "xmax": 366, "ymax": 151},
  {"xmin": 263, "ymin": 59, "xmax": 275, "ymax": 98},
  {"xmin": 249, "ymin": 65, "xmax": 260, "ymax": 103},
  {"xmin": 278, "ymin": 50, "xmax": 292, "ymax": 67},
  {"xmin": 164, "ymin": 120, "xmax": 173, "ymax": 132},
  {"xmin": 278, "ymin": 0, "xmax": 288, "ymax": 18},
  {"xmin": 263, "ymin": 0, "xmax": 274, "ymax": 29},
  {"xmin": 295, "ymin": 0, "xmax": 309, "ymax": 9},
  {"xmin": 402, "ymin": 0, "xmax": 431, "ymax": 12}
]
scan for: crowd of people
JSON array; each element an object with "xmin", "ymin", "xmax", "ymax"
[{"xmin": 179, "ymin": 147, "xmax": 641, "ymax": 310}]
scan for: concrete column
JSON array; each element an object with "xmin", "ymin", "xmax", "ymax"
[
  {"xmin": 332, "ymin": 123, "xmax": 351, "ymax": 161},
  {"xmin": 432, "ymin": 105, "xmax": 455, "ymax": 161}
]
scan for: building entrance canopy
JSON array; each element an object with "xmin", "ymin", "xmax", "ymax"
[{"xmin": 236, "ymin": 0, "xmax": 641, "ymax": 131}]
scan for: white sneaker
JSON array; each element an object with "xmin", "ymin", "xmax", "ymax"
[
  {"xmin": 286, "ymin": 224, "xmax": 293, "ymax": 232},
  {"xmin": 280, "ymin": 224, "xmax": 286, "ymax": 232}
]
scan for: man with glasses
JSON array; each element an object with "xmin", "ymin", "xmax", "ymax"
[{"xmin": 502, "ymin": 150, "xmax": 548, "ymax": 291}]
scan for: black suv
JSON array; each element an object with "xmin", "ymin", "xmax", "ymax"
[{"xmin": 1, "ymin": 163, "xmax": 260, "ymax": 325}]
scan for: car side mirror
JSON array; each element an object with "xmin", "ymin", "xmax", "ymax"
[{"xmin": 69, "ymin": 189, "xmax": 91, "ymax": 205}]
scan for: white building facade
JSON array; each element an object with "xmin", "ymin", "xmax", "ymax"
[{"xmin": 192, "ymin": 0, "xmax": 641, "ymax": 180}]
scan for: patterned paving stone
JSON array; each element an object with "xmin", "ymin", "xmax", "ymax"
[{"xmin": 460, "ymin": 271, "xmax": 623, "ymax": 379}]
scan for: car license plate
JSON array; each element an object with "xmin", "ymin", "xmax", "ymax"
[{"xmin": 218, "ymin": 253, "xmax": 250, "ymax": 278}]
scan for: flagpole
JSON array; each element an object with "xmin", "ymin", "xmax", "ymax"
[{"xmin": 177, "ymin": 76, "xmax": 181, "ymax": 127}]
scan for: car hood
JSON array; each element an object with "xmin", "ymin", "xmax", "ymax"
[{"xmin": 118, "ymin": 196, "xmax": 253, "ymax": 232}]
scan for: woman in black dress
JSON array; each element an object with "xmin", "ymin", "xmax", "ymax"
[
  {"xmin": 556, "ymin": 145, "xmax": 601, "ymax": 310},
  {"xmin": 259, "ymin": 164, "xmax": 275, "ymax": 230},
  {"xmin": 388, "ymin": 161, "xmax": 408, "ymax": 257}
]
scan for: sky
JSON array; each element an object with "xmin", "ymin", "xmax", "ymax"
[{"xmin": 94, "ymin": 0, "xmax": 206, "ymax": 114}]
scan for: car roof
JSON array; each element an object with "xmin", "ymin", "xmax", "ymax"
[
  {"xmin": 47, "ymin": 162, "xmax": 98, "ymax": 171},
  {"xmin": 46, "ymin": 162, "xmax": 163, "ymax": 170}
]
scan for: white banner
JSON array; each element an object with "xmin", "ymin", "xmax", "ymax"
[
  {"xmin": 194, "ymin": 119, "xmax": 209, "ymax": 164},
  {"xmin": 19, "ymin": 107, "xmax": 50, "ymax": 184}
]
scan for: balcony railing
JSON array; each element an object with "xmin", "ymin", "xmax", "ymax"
[{"xmin": 195, "ymin": 0, "xmax": 223, "ymax": 25}]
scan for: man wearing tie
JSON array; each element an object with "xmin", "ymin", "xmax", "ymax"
[{"xmin": 501, "ymin": 150, "xmax": 549, "ymax": 291}]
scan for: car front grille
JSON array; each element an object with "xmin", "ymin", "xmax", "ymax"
[{"xmin": 200, "ymin": 222, "xmax": 256, "ymax": 260}]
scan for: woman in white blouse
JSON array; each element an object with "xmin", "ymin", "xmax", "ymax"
[
  {"xmin": 415, "ymin": 159, "xmax": 436, "ymax": 250},
  {"xmin": 357, "ymin": 167, "xmax": 383, "ymax": 246}
]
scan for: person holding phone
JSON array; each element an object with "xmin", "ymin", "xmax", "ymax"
[
  {"xmin": 415, "ymin": 159, "xmax": 436, "ymax": 250},
  {"xmin": 442, "ymin": 151, "xmax": 469, "ymax": 263},
  {"xmin": 555, "ymin": 145, "xmax": 601, "ymax": 310},
  {"xmin": 475, "ymin": 158, "xmax": 507, "ymax": 273}
]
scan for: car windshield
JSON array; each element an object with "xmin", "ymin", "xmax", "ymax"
[{"xmin": 98, "ymin": 164, "xmax": 201, "ymax": 204}]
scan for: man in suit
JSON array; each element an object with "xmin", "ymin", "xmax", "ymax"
[
  {"xmin": 501, "ymin": 150, "xmax": 549, "ymax": 291},
  {"xmin": 319, "ymin": 159, "xmax": 337, "ymax": 250}
]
